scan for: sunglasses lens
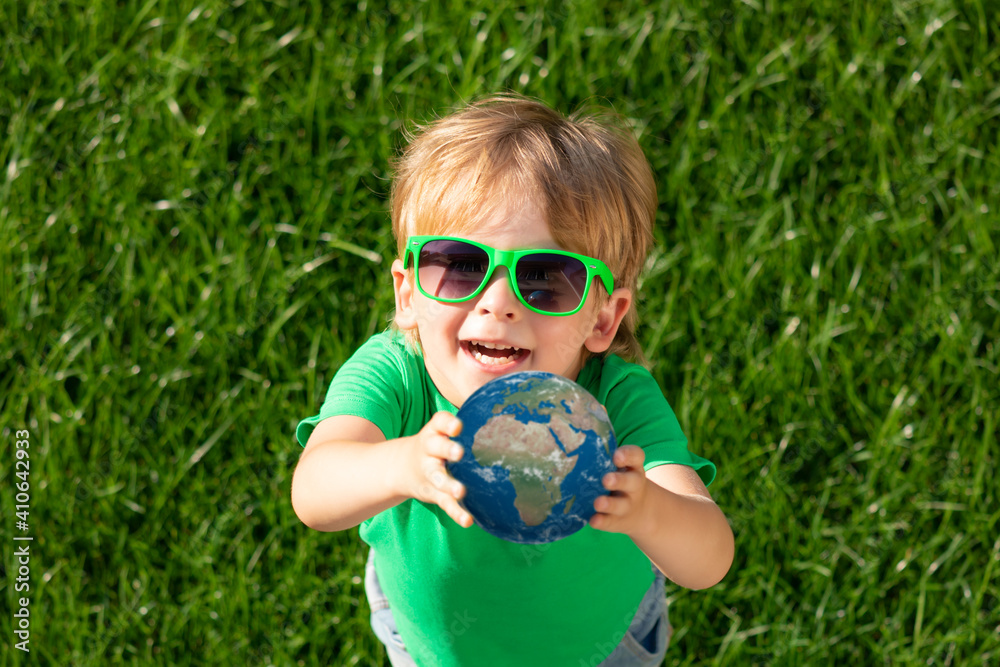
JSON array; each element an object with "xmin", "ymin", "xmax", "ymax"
[
  {"xmin": 418, "ymin": 240, "xmax": 490, "ymax": 299},
  {"xmin": 515, "ymin": 254, "xmax": 589, "ymax": 313}
]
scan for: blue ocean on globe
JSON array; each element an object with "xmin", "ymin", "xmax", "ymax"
[{"xmin": 447, "ymin": 371, "xmax": 617, "ymax": 544}]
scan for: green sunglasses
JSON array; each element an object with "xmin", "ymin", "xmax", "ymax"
[{"xmin": 403, "ymin": 235, "xmax": 614, "ymax": 316}]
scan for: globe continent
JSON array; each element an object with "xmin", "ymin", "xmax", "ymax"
[{"xmin": 448, "ymin": 371, "xmax": 617, "ymax": 544}]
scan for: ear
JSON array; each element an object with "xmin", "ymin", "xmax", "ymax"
[
  {"xmin": 391, "ymin": 258, "xmax": 418, "ymax": 331},
  {"xmin": 584, "ymin": 288, "xmax": 632, "ymax": 354}
]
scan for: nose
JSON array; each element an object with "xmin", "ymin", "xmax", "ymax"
[{"xmin": 475, "ymin": 267, "xmax": 522, "ymax": 320}]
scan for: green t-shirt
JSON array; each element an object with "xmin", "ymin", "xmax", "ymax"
[{"xmin": 296, "ymin": 331, "xmax": 715, "ymax": 667}]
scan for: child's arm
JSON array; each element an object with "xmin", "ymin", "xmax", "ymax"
[
  {"xmin": 590, "ymin": 446, "xmax": 734, "ymax": 590},
  {"xmin": 291, "ymin": 412, "xmax": 473, "ymax": 532}
]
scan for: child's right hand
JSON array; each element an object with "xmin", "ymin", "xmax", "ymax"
[{"xmin": 396, "ymin": 411, "xmax": 473, "ymax": 528}]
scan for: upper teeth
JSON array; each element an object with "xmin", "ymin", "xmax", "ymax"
[
  {"xmin": 472, "ymin": 340, "xmax": 520, "ymax": 351},
  {"xmin": 468, "ymin": 340, "xmax": 524, "ymax": 365}
]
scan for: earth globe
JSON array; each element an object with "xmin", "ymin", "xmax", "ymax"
[{"xmin": 447, "ymin": 371, "xmax": 618, "ymax": 544}]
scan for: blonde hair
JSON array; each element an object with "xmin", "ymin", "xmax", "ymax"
[{"xmin": 390, "ymin": 94, "xmax": 656, "ymax": 362}]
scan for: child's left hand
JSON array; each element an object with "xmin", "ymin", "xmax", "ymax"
[{"xmin": 589, "ymin": 445, "xmax": 650, "ymax": 536}]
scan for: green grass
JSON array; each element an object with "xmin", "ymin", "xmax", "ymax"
[{"xmin": 1, "ymin": 0, "xmax": 998, "ymax": 664}]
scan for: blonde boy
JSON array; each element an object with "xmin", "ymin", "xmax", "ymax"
[{"xmin": 292, "ymin": 95, "xmax": 734, "ymax": 666}]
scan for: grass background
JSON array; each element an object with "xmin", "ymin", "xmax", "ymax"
[{"xmin": 1, "ymin": 0, "xmax": 998, "ymax": 664}]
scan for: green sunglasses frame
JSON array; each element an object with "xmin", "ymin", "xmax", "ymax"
[{"xmin": 403, "ymin": 235, "xmax": 614, "ymax": 316}]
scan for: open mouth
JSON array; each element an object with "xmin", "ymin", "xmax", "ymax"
[{"xmin": 464, "ymin": 340, "xmax": 529, "ymax": 366}]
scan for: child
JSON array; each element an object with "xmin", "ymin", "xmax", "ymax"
[{"xmin": 291, "ymin": 95, "xmax": 734, "ymax": 667}]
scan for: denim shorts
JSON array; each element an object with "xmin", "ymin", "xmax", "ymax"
[{"xmin": 364, "ymin": 550, "xmax": 671, "ymax": 667}]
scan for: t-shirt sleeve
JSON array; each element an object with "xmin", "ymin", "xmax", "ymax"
[
  {"xmin": 599, "ymin": 359, "xmax": 717, "ymax": 486},
  {"xmin": 295, "ymin": 333, "xmax": 412, "ymax": 447}
]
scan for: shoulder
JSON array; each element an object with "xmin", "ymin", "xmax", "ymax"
[
  {"xmin": 578, "ymin": 353, "xmax": 688, "ymax": 445},
  {"xmin": 322, "ymin": 330, "xmax": 428, "ymax": 410},
  {"xmin": 355, "ymin": 329, "xmax": 416, "ymax": 358},
  {"xmin": 298, "ymin": 331, "xmax": 428, "ymax": 444},
  {"xmin": 578, "ymin": 353, "xmax": 660, "ymax": 400},
  {"xmin": 348, "ymin": 330, "xmax": 423, "ymax": 373}
]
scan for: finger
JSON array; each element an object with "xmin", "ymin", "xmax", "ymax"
[
  {"xmin": 602, "ymin": 471, "xmax": 618, "ymax": 491},
  {"xmin": 603, "ymin": 469, "xmax": 643, "ymax": 493},
  {"xmin": 425, "ymin": 434, "xmax": 465, "ymax": 462},
  {"xmin": 613, "ymin": 445, "xmax": 645, "ymax": 469},
  {"xmin": 427, "ymin": 411, "xmax": 463, "ymax": 438},
  {"xmin": 613, "ymin": 444, "xmax": 643, "ymax": 468},
  {"xmin": 436, "ymin": 493, "xmax": 473, "ymax": 527},
  {"xmin": 589, "ymin": 510, "xmax": 622, "ymax": 533},
  {"xmin": 426, "ymin": 466, "xmax": 465, "ymax": 499},
  {"xmin": 593, "ymin": 493, "xmax": 631, "ymax": 516}
]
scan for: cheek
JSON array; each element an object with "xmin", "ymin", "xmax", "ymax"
[
  {"xmin": 541, "ymin": 319, "xmax": 594, "ymax": 359},
  {"xmin": 415, "ymin": 297, "xmax": 466, "ymax": 331}
]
